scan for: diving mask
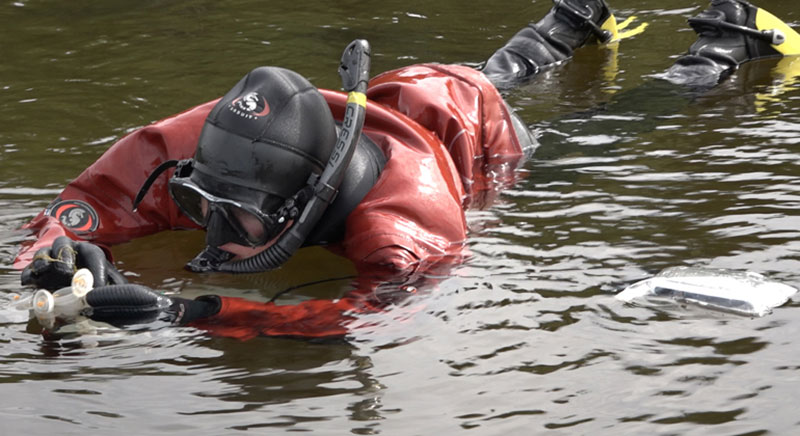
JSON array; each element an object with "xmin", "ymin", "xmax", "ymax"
[{"xmin": 168, "ymin": 160, "xmax": 293, "ymax": 247}]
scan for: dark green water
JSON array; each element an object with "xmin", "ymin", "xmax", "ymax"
[{"xmin": 2, "ymin": 0, "xmax": 800, "ymax": 434}]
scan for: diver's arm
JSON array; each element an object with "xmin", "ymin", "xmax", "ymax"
[
  {"xmin": 83, "ymin": 254, "xmax": 451, "ymax": 340},
  {"xmin": 14, "ymin": 100, "xmax": 218, "ymax": 270},
  {"xmin": 339, "ymin": 64, "xmax": 534, "ymax": 271},
  {"xmin": 83, "ymin": 282, "xmax": 399, "ymax": 339},
  {"xmin": 189, "ymin": 291, "xmax": 389, "ymax": 339},
  {"xmin": 366, "ymin": 64, "xmax": 532, "ymax": 202}
]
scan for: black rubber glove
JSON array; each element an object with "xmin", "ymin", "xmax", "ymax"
[
  {"xmin": 85, "ymin": 284, "xmax": 221, "ymax": 327},
  {"xmin": 21, "ymin": 236, "xmax": 128, "ymax": 291}
]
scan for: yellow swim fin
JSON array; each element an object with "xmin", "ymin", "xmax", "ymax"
[
  {"xmin": 597, "ymin": 15, "xmax": 648, "ymax": 94},
  {"xmin": 755, "ymin": 7, "xmax": 800, "ymax": 56},
  {"xmin": 755, "ymin": 56, "xmax": 800, "ymax": 114},
  {"xmin": 600, "ymin": 14, "xmax": 649, "ymax": 44}
]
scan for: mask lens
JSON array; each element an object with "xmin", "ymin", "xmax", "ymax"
[
  {"xmin": 169, "ymin": 181, "xmax": 208, "ymax": 226},
  {"xmin": 229, "ymin": 205, "xmax": 271, "ymax": 243},
  {"xmin": 169, "ymin": 178, "xmax": 284, "ymax": 246}
]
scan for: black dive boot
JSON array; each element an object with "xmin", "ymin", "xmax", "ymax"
[
  {"xmin": 483, "ymin": 0, "xmax": 614, "ymax": 88},
  {"xmin": 664, "ymin": 0, "xmax": 783, "ymax": 87}
]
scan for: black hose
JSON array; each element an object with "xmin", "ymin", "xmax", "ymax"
[{"xmin": 85, "ymin": 284, "xmax": 170, "ymax": 325}]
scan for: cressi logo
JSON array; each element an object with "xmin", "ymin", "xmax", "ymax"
[
  {"xmin": 229, "ymin": 92, "xmax": 270, "ymax": 120},
  {"xmin": 46, "ymin": 199, "xmax": 99, "ymax": 233}
]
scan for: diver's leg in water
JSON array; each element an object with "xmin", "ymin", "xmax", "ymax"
[
  {"xmin": 549, "ymin": 0, "xmax": 799, "ymax": 129},
  {"xmin": 664, "ymin": 0, "xmax": 792, "ymax": 88},
  {"xmin": 482, "ymin": 0, "xmax": 614, "ymax": 88},
  {"xmin": 535, "ymin": 0, "xmax": 800, "ymax": 159},
  {"xmin": 482, "ymin": 0, "xmax": 616, "ymax": 152}
]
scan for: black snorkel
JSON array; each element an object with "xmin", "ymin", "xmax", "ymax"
[{"xmin": 205, "ymin": 39, "xmax": 371, "ymax": 273}]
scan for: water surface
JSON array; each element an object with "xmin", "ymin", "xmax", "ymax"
[{"xmin": 2, "ymin": 0, "xmax": 800, "ymax": 434}]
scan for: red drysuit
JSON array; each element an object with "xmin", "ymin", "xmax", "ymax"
[{"xmin": 15, "ymin": 64, "xmax": 527, "ymax": 339}]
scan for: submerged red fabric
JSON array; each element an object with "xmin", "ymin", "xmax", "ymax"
[{"xmin": 15, "ymin": 64, "xmax": 525, "ymax": 339}]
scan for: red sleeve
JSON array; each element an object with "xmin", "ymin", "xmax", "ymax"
[
  {"xmin": 319, "ymin": 65, "xmax": 526, "ymax": 271},
  {"xmin": 188, "ymin": 289, "xmax": 389, "ymax": 340},
  {"xmin": 187, "ymin": 260, "xmax": 445, "ymax": 340},
  {"xmin": 14, "ymin": 100, "xmax": 219, "ymax": 269},
  {"xmin": 186, "ymin": 254, "xmax": 460, "ymax": 341},
  {"xmin": 367, "ymin": 64, "xmax": 526, "ymax": 202},
  {"xmin": 320, "ymin": 89, "xmax": 467, "ymax": 271}
]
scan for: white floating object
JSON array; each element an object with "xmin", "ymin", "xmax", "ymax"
[
  {"xmin": 616, "ymin": 266, "xmax": 798, "ymax": 317},
  {"xmin": 8, "ymin": 268, "xmax": 97, "ymax": 328},
  {"xmin": 32, "ymin": 289, "xmax": 56, "ymax": 328},
  {"xmin": 8, "ymin": 293, "xmax": 33, "ymax": 311},
  {"xmin": 32, "ymin": 289, "xmax": 55, "ymax": 316},
  {"xmin": 71, "ymin": 268, "xmax": 94, "ymax": 297}
]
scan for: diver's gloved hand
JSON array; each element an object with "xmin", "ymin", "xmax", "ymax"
[
  {"xmin": 85, "ymin": 284, "xmax": 221, "ymax": 327},
  {"xmin": 664, "ymin": 0, "xmax": 783, "ymax": 86},
  {"xmin": 20, "ymin": 236, "xmax": 128, "ymax": 291}
]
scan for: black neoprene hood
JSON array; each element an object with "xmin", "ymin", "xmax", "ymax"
[{"xmin": 191, "ymin": 66, "xmax": 338, "ymax": 211}]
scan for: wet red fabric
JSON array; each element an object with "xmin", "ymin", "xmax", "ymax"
[
  {"xmin": 368, "ymin": 63, "xmax": 526, "ymax": 202},
  {"xmin": 15, "ymin": 64, "xmax": 525, "ymax": 339},
  {"xmin": 191, "ymin": 288, "xmax": 385, "ymax": 340}
]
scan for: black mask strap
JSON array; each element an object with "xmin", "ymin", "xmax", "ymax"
[{"xmin": 132, "ymin": 159, "xmax": 183, "ymax": 212}]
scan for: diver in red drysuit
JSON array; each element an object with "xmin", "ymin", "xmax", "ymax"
[
  {"xmin": 16, "ymin": 64, "xmax": 535, "ymax": 339},
  {"xmin": 15, "ymin": 0, "xmax": 794, "ymax": 339}
]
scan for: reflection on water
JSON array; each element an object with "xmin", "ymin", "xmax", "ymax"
[{"xmin": 2, "ymin": 0, "xmax": 800, "ymax": 434}]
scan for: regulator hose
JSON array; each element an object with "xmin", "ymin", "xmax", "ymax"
[{"xmin": 85, "ymin": 284, "xmax": 171, "ymax": 325}]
